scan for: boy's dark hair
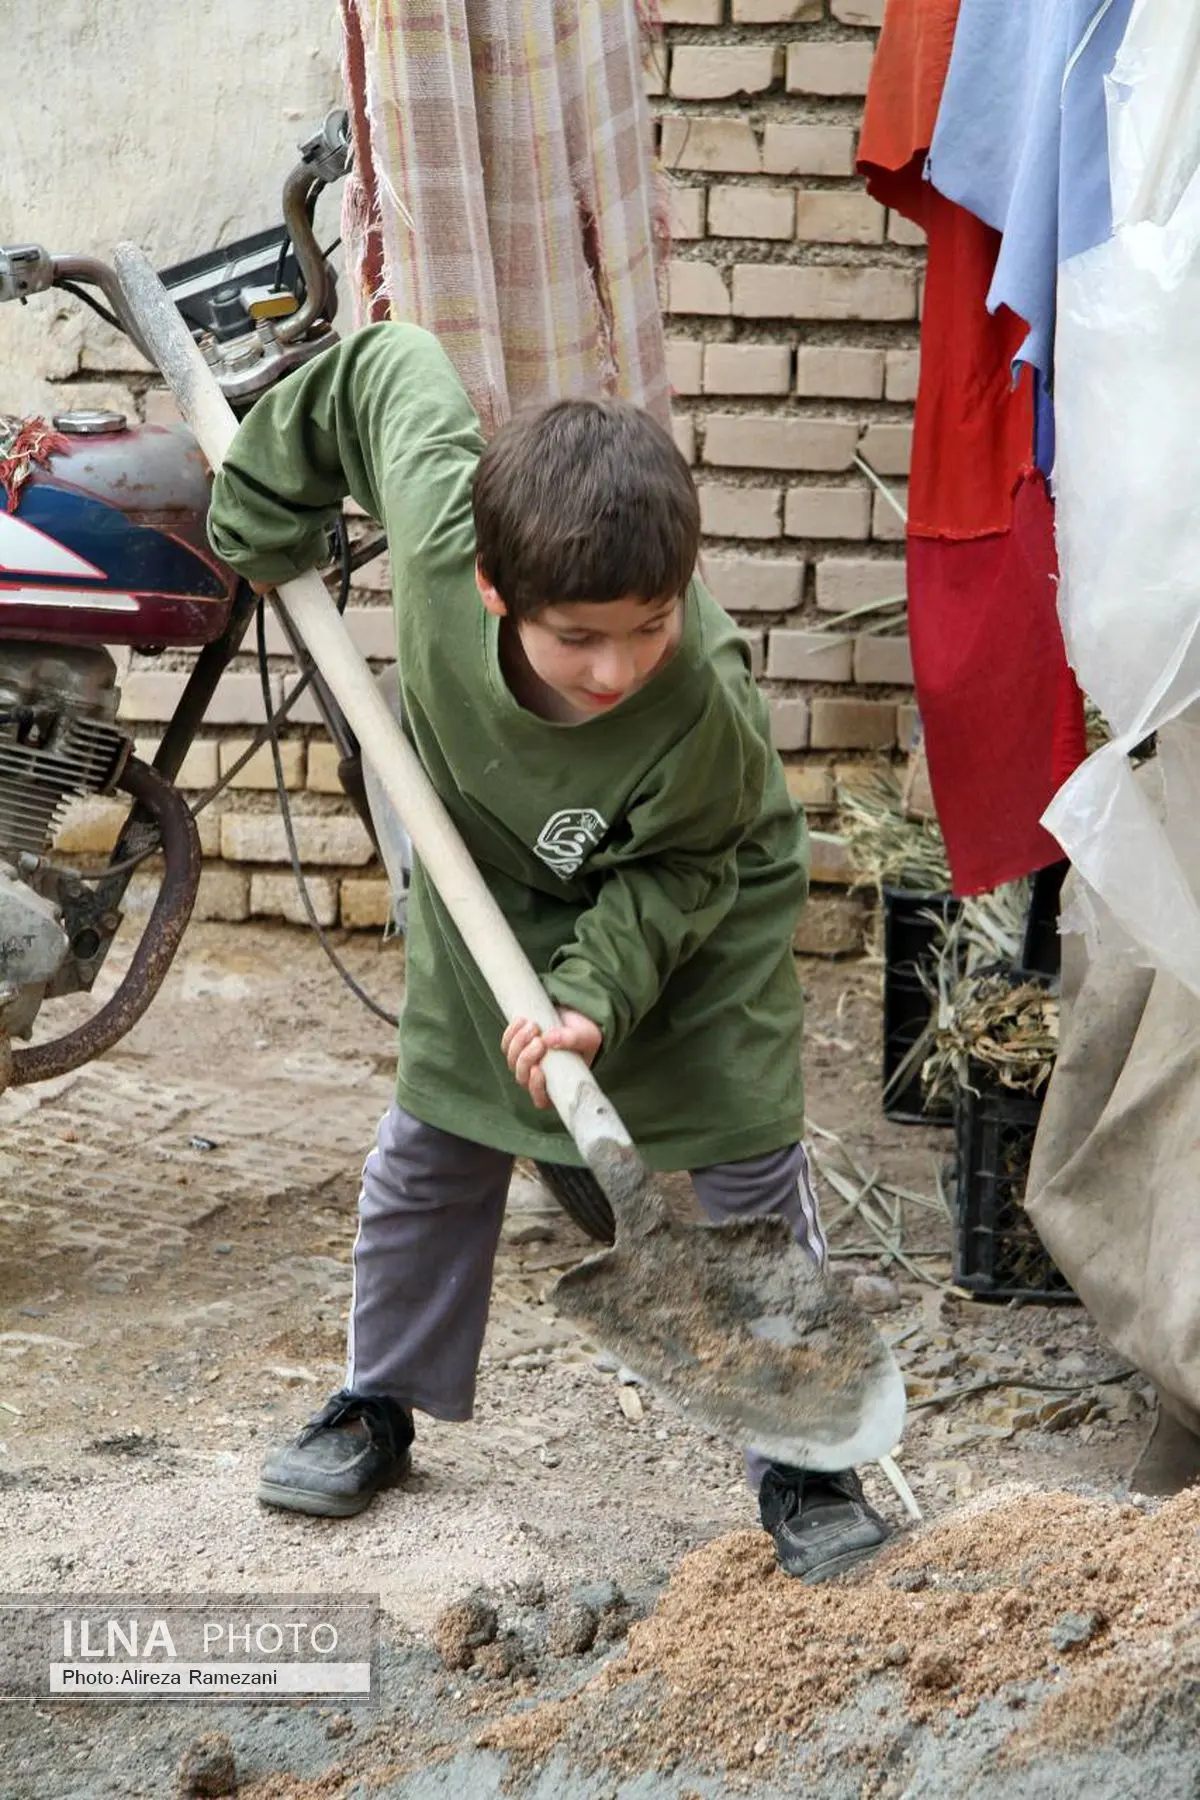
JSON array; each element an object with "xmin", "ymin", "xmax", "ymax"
[{"xmin": 472, "ymin": 397, "xmax": 700, "ymax": 619}]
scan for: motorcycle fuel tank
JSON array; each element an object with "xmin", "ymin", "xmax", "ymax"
[{"xmin": 0, "ymin": 413, "xmax": 237, "ymax": 648}]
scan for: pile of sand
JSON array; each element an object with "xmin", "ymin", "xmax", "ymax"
[{"xmin": 482, "ymin": 1485, "xmax": 1200, "ymax": 1775}]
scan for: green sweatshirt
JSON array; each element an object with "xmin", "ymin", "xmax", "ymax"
[{"xmin": 208, "ymin": 322, "xmax": 809, "ymax": 1169}]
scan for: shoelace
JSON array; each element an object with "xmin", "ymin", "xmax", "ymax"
[
  {"xmin": 298, "ymin": 1392, "xmax": 393, "ymax": 1448},
  {"xmin": 762, "ymin": 1467, "xmax": 861, "ymax": 1531}
]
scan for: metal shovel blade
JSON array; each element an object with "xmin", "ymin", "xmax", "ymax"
[{"xmin": 551, "ymin": 1173, "xmax": 907, "ymax": 1471}]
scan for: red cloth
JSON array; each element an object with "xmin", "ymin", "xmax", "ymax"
[
  {"xmin": 908, "ymin": 472, "xmax": 1087, "ymax": 895},
  {"xmin": 906, "ymin": 187, "xmax": 1034, "ymax": 540},
  {"xmin": 856, "ymin": 3, "xmax": 1086, "ymax": 894},
  {"xmin": 861, "ymin": 19, "xmax": 1032, "ymax": 546},
  {"xmin": 857, "ymin": 0, "xmax": 961, "ymax": 182}
]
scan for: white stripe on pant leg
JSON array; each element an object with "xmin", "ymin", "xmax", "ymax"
[
  {"xmin": 796, "ymin": 1145, "xmax": 828, "ymax": 1268},
  {"xmin": 345, "ymin": 1131, "xmax": 384, "ymax": 1393}
]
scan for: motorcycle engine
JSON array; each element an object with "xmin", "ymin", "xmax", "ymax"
[{"xmin": 0, "ymin": 643, "xmax": 131, "ymax": 1033}]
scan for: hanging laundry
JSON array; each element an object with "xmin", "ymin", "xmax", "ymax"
[
  {"xmin": 905, "ymin": 472, "xmax": 1084, "ymax": 895},
  {"xmin": 337, "ymin": 0, "xmax": 670, "ymax": 436},
  {"xmin": 1029, "ymin": 5, "xmax": 1200, "ymax": 1464},
  {"xmin": 1045, "ymin": 1, "xmax": 1200, "ymax": 994},
  {"xmin": 928, "ymin": 0, "xmax": 1136, "ymax": 382},
  {"xmin": 859, "ymin": 0, "xmax": 1085, "ymax": 895},
  {"xmin": 892, "ymin": 189, "xmax": 1033, "ymax": 544},
  {"xmin": 859, "ymin": 0, "xmax": 1031, "ymax": 541},
  {"xmin": 851, "ymin": 0, "xmax": 960, "ymax": 183}
]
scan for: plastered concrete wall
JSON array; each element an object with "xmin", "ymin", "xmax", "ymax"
[{"xmin": 1, "ymin": 0, "xmax": 344, "ymax": 414}]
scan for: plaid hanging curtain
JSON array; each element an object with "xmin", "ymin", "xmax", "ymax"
[{"xmin": 338, "ymin": 0, "xmax": 670, "ymax": 438}]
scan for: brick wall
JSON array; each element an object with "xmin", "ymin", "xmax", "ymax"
[
  {"xmin": 652, "ymin": 0, "xmax": 917, "ymax": 794},
  {"xmin": 64, "ymin": 0, "xmax": 918, "ymax": 945},
  {"xmin": 650, "ymin": 0, "xmax": 917, "ymax": 952}
]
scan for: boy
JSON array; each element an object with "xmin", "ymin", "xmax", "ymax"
[{"xmin": 207, "ymin": 321, "xmax": 888, "ymax": 1584}]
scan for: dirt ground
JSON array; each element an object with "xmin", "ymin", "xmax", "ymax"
[{"xmin": 0, "ymin": 918, "xmax": 1193, "ymax": 1799}]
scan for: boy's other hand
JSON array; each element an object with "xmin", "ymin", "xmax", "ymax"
[{"xmin": 501, "ymin": 1010, "xmax": 603, "ymax": 1110}]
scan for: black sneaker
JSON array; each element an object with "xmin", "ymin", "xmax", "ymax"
[
  {"xmin": 758, "ymin": 1465, "xmax": 889, "ymax": 1583},
  {"xmin": 257, "ymin": 1389, "xmax": 415, "ymax": 1518}
]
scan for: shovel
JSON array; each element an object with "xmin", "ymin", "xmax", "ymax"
[{"xmin": 114, "ymin": 243, "xmax": 908, "ymax": 1477}]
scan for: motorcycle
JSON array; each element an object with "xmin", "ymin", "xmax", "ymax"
[{"xmin": 0, "ymin": 113, "xmax": 613, "ymax": 1244}]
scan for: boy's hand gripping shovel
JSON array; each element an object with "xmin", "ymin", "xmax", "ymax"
[{"xmin": 115, "ymin": 244, "xmax": 907, "ymax": 1475}]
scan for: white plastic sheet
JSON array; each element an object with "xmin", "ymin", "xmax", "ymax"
[{"xmin": 1046, "ymin": 0, "xmax": 1200, "ymax": 992}]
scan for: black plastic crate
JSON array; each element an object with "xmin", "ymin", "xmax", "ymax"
[
  {"xmin": 882, "ymin": 887, "xmax": 960, "ymax": 1124},
  {"xmin": 953, "ymin": 1065, "xmax": 1073, "ymax": 1302},
  {"xmin": 1019, "ymin": 860, "xmax": 1069, "ymax": 979}
]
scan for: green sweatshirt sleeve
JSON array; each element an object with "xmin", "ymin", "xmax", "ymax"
[
  {"xmin": 207, "ymin": 320, "xmax": 485, "ymax": 588},
  {"xmin": 541, "ymin": 694, "xmax": 769, "ymax": 1055}
]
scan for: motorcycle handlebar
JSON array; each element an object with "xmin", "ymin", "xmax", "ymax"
[
  {"xmin": 53, "ymin": 257, "xmax": 157, "ymax": 362},
  {"xmin": 276, "ymin": 165, "xmax": 334, "ymax": 348},
  {"xmin": 276, "ymin": 107, "xmax": 350, "ymax": 346},
  {"xmin": 0, "ymin": 245, "xmax": 155, "ymax": 363},
  {"xmin": 0, "ymin": 107, "xmax": 350, "ymax": 361}
]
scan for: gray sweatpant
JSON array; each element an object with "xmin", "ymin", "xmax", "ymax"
[{"xmin": 344, "ymin": 1104, "xmax": 828, "ymax": 1490}]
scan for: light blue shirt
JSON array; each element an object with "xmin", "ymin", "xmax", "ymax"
[{"xmin": 927, "ymin": 0, "xmax": 1134, "ymax": 380}]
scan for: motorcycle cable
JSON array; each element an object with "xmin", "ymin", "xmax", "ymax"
[
  {"xmin": 254, "ymin": 592, "xmax": 400, "ymax": 1029},
  {"xmin": 272, "ymin": 234, "xmax": 292, "ymax": 295},
  {"xmin": 271, "ymin": 230, "xmax": 342, "ymax": 297},
  {"xmin": 55, "ymin": 280, "xmax": 124, "ymax": 334},
  {"xmin": 175, "ymin": 506, "xmax": 358, "ymax": 826},
  {"xmin": 42, "ymin": 517, "xmax": 354, "ymax": 881}
]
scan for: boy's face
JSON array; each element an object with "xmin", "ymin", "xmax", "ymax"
[{"xmin": 476, "ymin": 569, "xmax": 684, "ymax": 715}]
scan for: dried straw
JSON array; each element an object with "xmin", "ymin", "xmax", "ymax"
[
  {"xmin": 922, "ymin": 972, "xmax": 1059, "ymax": 1103},
  {"xmin": 1083, "ymin": 697, "xmax": 1111, "ymax": 755},
  {"xmin": 921, "ymin": 881, "xmax": 1058, "ymax": 1101},
  {"xmin": 837, "ymin": 770, "xmax": 951, "ymax": 900},
  {"xmin": 880, "ymin": 878, "xmax": 1061, "ymax": 1108}
]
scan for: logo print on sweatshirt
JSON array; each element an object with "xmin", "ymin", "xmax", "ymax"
[{"xmin": 533, "ymin": 809, "xmax": 608, "ymax": 879}]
